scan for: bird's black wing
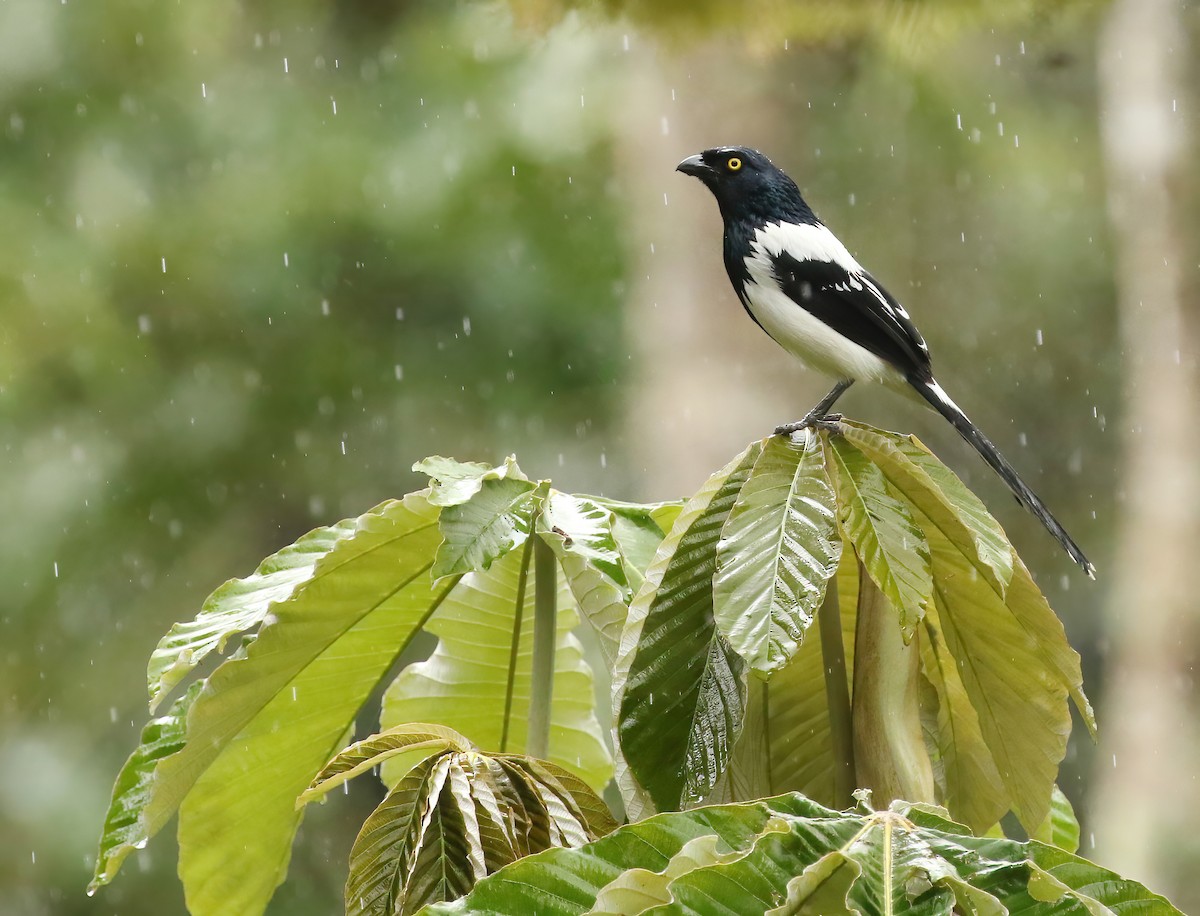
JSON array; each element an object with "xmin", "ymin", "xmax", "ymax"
[{"xmin": 771, "ymin": 251, "xmax": 933, "ymax": 381}]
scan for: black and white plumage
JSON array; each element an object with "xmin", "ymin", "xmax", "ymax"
[{"xmin": 677, "ymin": 145, "xmax": 1095, "ymax": 578}]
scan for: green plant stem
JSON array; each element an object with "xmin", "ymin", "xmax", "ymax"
[
  {"xmin": 527, "ymin": 533, "xmax": 556, "ymax": 760},
  {"xmin": 818, "ymin": 573, "xmax": 855, "ymax": 806},
  {"xmin": 499, "ymin": 534, "xmax": 536, "ymax": 753}
]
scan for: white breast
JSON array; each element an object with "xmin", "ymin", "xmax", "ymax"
[
  {"xmin": 749, "ymin": 220, "xmax": 864, "ymax": 272},
  {"xmin": 740, "ymin": 279, "xmax": 899, "ymax": 384}
]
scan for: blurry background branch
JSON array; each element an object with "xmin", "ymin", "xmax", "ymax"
[{"xmin": 1090, "ymin": 0, "xmax": 1200, "ymax": 891}]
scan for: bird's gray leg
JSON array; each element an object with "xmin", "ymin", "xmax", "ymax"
[{"xmin": 775, "ymin": 379, "xmax": 854, "ymax": 436}]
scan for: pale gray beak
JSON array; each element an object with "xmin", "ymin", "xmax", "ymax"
[{"xmin": 676, "ymin": 154, "xmax": 714, "ymax": 178}]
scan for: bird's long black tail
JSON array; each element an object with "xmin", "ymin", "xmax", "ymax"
[{"xmin": 909, "ymin": 375, "xmax": 1095, "ymax": 579}]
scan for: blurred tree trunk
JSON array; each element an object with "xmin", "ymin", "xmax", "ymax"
[
  {"xmin": 1091, "ymin": 0, "xmax": 1199, "ymax": 899},
  {"xmin": 615, "ymin": 50, "xmax": 804, "ymax": 501}
]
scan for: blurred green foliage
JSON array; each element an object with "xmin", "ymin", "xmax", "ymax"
[
  {"xmin": 2, "ymin": 3, "xmax": 629, "ymax": 913},
  {"xmin": 5, "ymin": 0, "xmax": 1176, "ymax": 913}
]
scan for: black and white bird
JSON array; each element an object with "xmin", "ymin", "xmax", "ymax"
[{"xmin": 677, "ymin": 145, "xmax": 1094, "ymax": 578}]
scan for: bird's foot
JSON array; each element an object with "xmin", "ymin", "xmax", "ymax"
[{"xmin": 774, "ymin": 412, "xmax": 843, "ymax": 437}]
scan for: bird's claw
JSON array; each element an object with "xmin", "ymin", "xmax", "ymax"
[{"xmin": 774, "ymin": 413, "xmax": 843, "ymax": 437}]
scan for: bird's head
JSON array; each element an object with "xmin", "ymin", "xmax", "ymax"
[{"xmin": 676, "ymin": 146, "xmax": 813, "ymax": 225}]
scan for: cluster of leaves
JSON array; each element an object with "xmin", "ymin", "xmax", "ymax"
[
  {"xmin": 91, "ymin": 425, "xmax": 1178, "ymax": 914},
  {"xmin": 297, "ymin": 724, "xmax": 617, "ymax": 916},
  {"xmin": 614, "ymin": 423, "xmax": 1092, "ymax": 837},
  {"xmin": 428, "ymin": 792, "xmax": 1177, "ymax": 916},
  {"xmin": 91, "ymin": 456, "xmax": 673, "ymax": 914}
]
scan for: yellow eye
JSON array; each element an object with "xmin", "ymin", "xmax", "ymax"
[{"xmin": 727, "ymin": 157, "xmax": 743, "ymax": 172}]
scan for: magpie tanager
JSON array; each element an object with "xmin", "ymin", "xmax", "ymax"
[{"xmin": 677, "ymin": 145, "xmax": 1095, "ymax": 578}]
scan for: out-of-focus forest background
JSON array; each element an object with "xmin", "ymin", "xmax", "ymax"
[{"xmin": 3, "ymin": 0, "xmax": 1196, "ymax": 913}]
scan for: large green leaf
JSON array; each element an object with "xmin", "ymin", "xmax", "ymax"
[
  {"xmin": 89, "ymin": 682, "xmax": 202, "ymax": 893},
  {"xmin": 829, "ymin": 423, "xmax": 1090, "ymax": 832},
  {"xmin": 299, "ymin": 726, "xmax": 615, "ymax": 915},
  {"xmin": 587, "ymin": 835, "xmax": 745, "ymax": 914},
  {"xmin": 922, "ymin": 516, "xmax": 1072, "ymax": 833},
  {"xmin": 424, "ymin": 793, "xmax": 1184, "ymax": 916},
  {"xmin": 917, "ymin": 604, "xmax": 1008, "ymax": 833},
  {"xmin": 614, "ymin": 443, "xmax": 761, "ymax": 814},
  {"xmin": 297, "ymin": 722, "xmax": 473, "ymax": 806},
  {"xmin": 825, "ymin": 436, "xmax": 932, "ymax": 638},
  {"xmin": 91, "ymin": 493, "xmax": 452, "ymax": 916},
  {"xmin": 713, "ymin": 432, "xmax": 840, "ymax": 676},
  {"xmin": 381, "ymin": 539, "xmax": 612, "ymax": 791},
  {"xmin": 414, "ymin": 455, "xmax": 529, "ymax": 508},
  {"xmin": 717, "ymin": 649, "xmax": 829, "ymax": 806},
  {"xmin": 432, "ymin": 476, "xmax": 542, "ymax": 580},
  {"xmin": 145, "ymin": 517, "xmax": 360, "ymax": 712},
  {"xmin": 706, "ymin": 528, "xmax": 861, "ymax": 811},
  {"xmin": 839, "ymin": 423, "xmax": 1013, "ymax": 600},
  {"xmin": 351, "ymin": 754, "xmax": 468, "ymax": 916},
  {"xmin": 598, "ymin": 497, "xmax": 685, "ymax": 578},
  {"xmin": 1031, "ymin": 785, "xmax": 1081, "ymax": 855},
  {"xmin": 538, "ymin": 491, "xmax": 636, "ymax": 666}
]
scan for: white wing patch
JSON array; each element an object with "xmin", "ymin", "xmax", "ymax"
[
  {"xmin": 744, "ymin": 220, "xmax": 930, "ymax": 359},
  {"xmin": 749, "ymin": 221, "xmax": 864, "ymax": 273},
  {"xmin": 738, "ymin": 219, "xmax": 928, "ymax": 380}
]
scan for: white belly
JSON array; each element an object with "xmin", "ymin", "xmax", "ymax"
[{"xmin": 741, "ymin": 278, "xmax": 903, "ymax": 387}]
